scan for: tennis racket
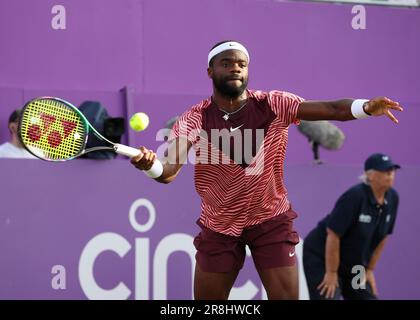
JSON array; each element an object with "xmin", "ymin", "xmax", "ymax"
[{"xmin": 18, "ymin": 96, "xmax": 163, "ymax": 178}]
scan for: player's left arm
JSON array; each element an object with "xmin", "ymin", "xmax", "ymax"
[{"xmin": 297, "ymin": 97, "xmax": 403, "ymax": 123}]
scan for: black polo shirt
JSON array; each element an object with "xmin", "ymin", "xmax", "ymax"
[{"xmin": 304, "ymin": 183, "xmax": 399, "ymax": 272}]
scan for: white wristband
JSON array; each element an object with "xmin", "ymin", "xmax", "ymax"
[
  {"xmin": 144, "ymin": 159, "xmax": 164, "ymax": 179},
  {"xmin": 351, "ymin": 99, "xmax": 370, "ymax": 119}
]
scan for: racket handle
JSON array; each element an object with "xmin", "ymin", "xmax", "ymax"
[
  {"xmin": 114, "ymin": 144, "xmax": 142, "ymax": 157},
  {"xmin": 114, "ymin": 144, "xmax": 163, "ymax": 179}
]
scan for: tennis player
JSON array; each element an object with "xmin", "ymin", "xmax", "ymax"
[{"xmin": 130, "ymin": 40, "xmax": 403, "ymax": 300}]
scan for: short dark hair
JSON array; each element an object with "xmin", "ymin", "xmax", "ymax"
[
  {"xmin": 208, "ymin": 40, "xmax": 238, "ymax": 67},
  {"xmin": 8, "ymin": 109, "xmax": 22, "ymax": 124}
]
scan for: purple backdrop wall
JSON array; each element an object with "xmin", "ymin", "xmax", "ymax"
[{"xmin": 0, "ymin": 0, "xmax": 419, "ymax": 299}]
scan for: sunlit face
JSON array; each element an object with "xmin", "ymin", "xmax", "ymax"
[
  {"xmin": 208, "ymin": 50, "xmax": 249, "ymax": 99},
  {"xmin": 367, "ymin": 169, "xmax": 396, "ymax": 190}
]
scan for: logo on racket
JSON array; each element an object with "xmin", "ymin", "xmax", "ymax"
[{"xmin": 26, "ymin": 113, "xmax": 79, "ymax": 148}]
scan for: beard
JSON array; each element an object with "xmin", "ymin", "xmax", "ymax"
[{"xmin": 212, "ymin": 75, "xmax": 248, "ymax": 99}]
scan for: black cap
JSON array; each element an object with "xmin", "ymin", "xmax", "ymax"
[{"xmin": 364, "ymin": 153, "xmax": 401, "ymax": 172}]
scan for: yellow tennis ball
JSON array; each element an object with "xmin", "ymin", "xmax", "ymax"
[{"xmin": 130, "ymin": 112, "xmax": 149, "ymax": 131}]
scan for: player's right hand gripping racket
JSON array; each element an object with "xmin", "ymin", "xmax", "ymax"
[{"xmin": 18, "ymin": 97, "xmax": 163, "ymax": 178}]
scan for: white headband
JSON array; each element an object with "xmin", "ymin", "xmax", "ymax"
[{"xmin": 207, "ymin": 41, "xmax": 250, "ymax": 67}]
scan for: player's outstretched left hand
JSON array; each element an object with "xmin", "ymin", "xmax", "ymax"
[{"xmin": 364, "ymin": 97, "xmax": 404, "ymax": 124}]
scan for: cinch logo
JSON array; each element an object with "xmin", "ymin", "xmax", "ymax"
[{"xmin": 78, "ymin": 198, "xmax": 274, "ymax": 300}]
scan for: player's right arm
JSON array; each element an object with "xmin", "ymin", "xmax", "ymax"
[{"xmin": 130, "ymin": 136, "xmax": 192, "ymax": 184}]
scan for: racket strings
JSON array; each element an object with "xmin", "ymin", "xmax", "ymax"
[{"xmin": 20, "ymin": 99, "xmax": 87, "ymax": 160}]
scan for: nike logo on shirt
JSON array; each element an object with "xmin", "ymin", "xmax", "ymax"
[{"xmin": 229, "ymin": 124, "xmax": 244, "ymax": 132}]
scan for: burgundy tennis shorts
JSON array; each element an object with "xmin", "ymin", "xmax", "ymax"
[{"xmin": 193, "ymin": 209, "xmax": 300, "ymax": 273}]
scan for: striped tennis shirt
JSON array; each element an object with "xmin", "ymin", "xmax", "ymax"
[{"xmin": 169, "ymin": 89, "xmax": 305, "ymax": 237}]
